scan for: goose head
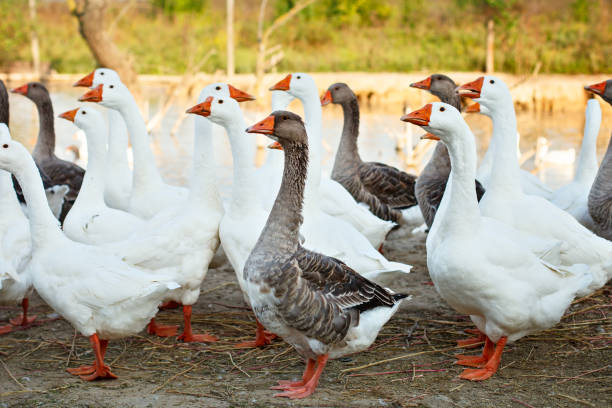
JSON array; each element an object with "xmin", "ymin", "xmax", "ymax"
[
  {"xmin": 10, "ymin": 82, "xmax": 49, "ymax": 103},
  {"xmin": 197, "ymin": 82, "xmax": 255, "ymax": 104},
  {"xmin": 0, "ymin": 137, "xmax": 33, "ymax": 173},
  {"xmin": 73, "ymin": 68, "xmax": 122, "ymax": 88},
  {"xmin": 401, "ymin": 102, "xmax": 464, "ymax": 145},
  {"xmin": 0, "ymin": 123, "xmax": 10, "ymax": 143},
  {"xmin": 270, "ymin": 73, "xmax": 318, "ymax": 101},
  {"xmin": 321, "ymin": 82, "xmax": 355, "ymax": 106},
  {"xmin": 585, "ymin": 79, "xmax": 612, "ymax": 105},
  {"xmin": 246, "ymin": 111, "xmax": 307, "ymax": 148},
  {"xmin": 58, "ymin": 107, "xmax": 105, "ymax": 135},
  {"xmin": 78, "ymin": 82, "xmax": 129, "ymax": 111},
  {"xmin": 186, "ymin": 95, "xmax": 242, "ymax": 128},
  {"xmin": 457, "ymin": 75, "xmax": 511, "ymax": 112},
  {"xmin": 410, "ymin": 74, "xmax": 457, "ymax": 102}
]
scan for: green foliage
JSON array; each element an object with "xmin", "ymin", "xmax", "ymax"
[
  {"xmin": 0, "ymin": 0, "xmax": 31, "ymax": 67},
  {"xmin": 152, "ymin": 0, "xmax": 207, "ymax": 14}
]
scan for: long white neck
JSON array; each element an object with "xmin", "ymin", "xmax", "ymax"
[
  {"xmin": 74, "ymin": 121, "xmax": 108, "ymax": 207},
  {"xmin": 487, "ymin": 99, "xmax": 523, "ymax": 195},
  {"xmin": 190, "ymin": 117, "xmax": 221, "ymax": 208},
  {"xmin": 574, "ymin": 101, "xmax": 601, "ymax": 184},
  {"xmin": 221, "ymin": 115, "xmax": 258, "ymax": 213},
  {"xmin": 106, "ymin": 109, "xmax": 131, "ymax": 176},
  {"xmin": 297, "ymin": 92, "xmax": 323, "ymax": 212},
  {"xmin": 12, "ymin": 153, "xmax": 63, "ymax": 249},
  {"xmin": 433, "ymin": 124, "xmax": 481, "ymax": 238},
  {"xmin": 0, "ymin": 170, "xmax": 24, "ymax": 221},
  {"xmin": 115, "ymin": 95, "xmax": 164, "ymax": 193}
]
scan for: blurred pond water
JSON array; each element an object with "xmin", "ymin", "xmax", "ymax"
[{"xmin": 7, "ymin": 83, "xmax": 611, "ymax": 201}]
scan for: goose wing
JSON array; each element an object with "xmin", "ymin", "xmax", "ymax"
[{"xmin": 358, "ymin": 162, "xmax": 417, "ymax": 208}]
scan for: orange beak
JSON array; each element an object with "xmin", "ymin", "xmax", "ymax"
[
  {"xmin": 420, "ymin": 133, "xmax": 440, "ymax": 141},
  {"xmin": 247, "ymin": 115, "xmax": 275, "ymax": 135},
  {"xmin": 400, "ymin": 103, "xmax": 432, "ymax": 126},
  {"xmin": 73, "ymin": 71, "xmax": 95, "ymax": 87},
  {"xmin": 270, "ymin": 74, "xmax": 292, "ymax": 91},
  {"xmin": 320, "ymin": 90, "xmax": 332, "ymax": 106},
  {"xmin": 228, "ymin": 85, "xmax": 255, "ymax": 102},
  {"xmin": 58, "ymin": 108, "xmax": 79, "ymax": 122},
  {"xmin": 584, "ymin": 81, "xmax": 607, "ymax": 96},
  {"xmin": 410, "ymin": 76, "xmax": 432, "ymax": 90},
  {"xmin": 11, "ymin": 84, "xmax": 28, "ymax": 95},
  {"xmin": 457, "ymin": 77, "xmax": 484, "ymax": 98},
  {"xmin": 79, "ymin": 84, "xmax": 103, "ymax": 102},
  {"xmin": 268, "ymin": 141, "xmax": 283, "ymax": 150},
  {"xmin": 185, "ymin": 96, "xmax": 213, "ymax": 117},
  {"xmin": 466, "ymin": 103, "xmax": 481, "ymax": 113}
]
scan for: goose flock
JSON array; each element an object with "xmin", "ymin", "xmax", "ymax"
[{"xmin": 0, "ymin": 69, "xmax": 610, "ymax": 399}]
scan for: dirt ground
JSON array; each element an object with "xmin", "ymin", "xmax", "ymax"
[{"xmin": 0, "ymin": 225, "xmax": 610, "ymax": 408}]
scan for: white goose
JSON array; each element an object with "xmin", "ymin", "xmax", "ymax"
[
  {"xmin": 74, "ymin": 69, "xmax": 133, "ymax": 211},
  {"xmin": 458, "ymin": 76, "xmax": 612, "ymax": 294},
  {"xmin": 549, "ymin": 99, "xmax": 601, "ymax": 229},
  {"xmin": 79, "ymin": 82, "xmax": 188, "ymax": 219},
  {"xmin": 0, "ymin": 135, "xmax": 179, "ymax": 381},
  {"xmin": 101, "ymin": 85, "xmax": 224, "ymax": 342},
  {"xmin": 59, "ymin": 107, "xmax": 144, "ymax": 244},
  {"xmin": 269, "ymin": 73, "xmax": 394, "ymax": 248},
  {"xmin": 0, "ymin": 124, "xmax": 34, "ymax": 335},
  {"xmin": 467, "ymin": 103, "xmax": 553, "ymax": 198},
  {"xmin": 402, "ymin": 102, "xmax": 591, "ymax": 381}
]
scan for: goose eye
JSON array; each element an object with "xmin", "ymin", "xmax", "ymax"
[
  {"xmin": 82, "ymin": 111, "xmax": 86, "ymax": 115},
  {"xmin": 489, "ymin": 80, "xmax": 495, "ymax": 84},
  {"xmin": 215, "ymin": 86, "xmax": 221, "ymax": 90},
  {"xmin": 109, "ymin": 85, "xmax": 114, "ymax": 89},
  {"xmin": 334, "ymin": 87, "xmax": 339, "ymax": 91},
  {"xmin": 440, "ymin": 107, "xmax": 445, "ymax": 112},
  {"xmin": 2, "ymin": 144, "xmax": 8, "ymax": 148},
  {"xmin": 218, "ymin": 100, "xmax": 224, "ymax": 104},
  {"xmin": 296, "ymin": 75, "xmax": 301, "ymax": 79},
  {"xmin": 100, "ymin": 72, "xmax": 104, "ymax": 75},
  {"xmin": 282, "ymin": 115, "xmax": 288, "ymax": 120}
]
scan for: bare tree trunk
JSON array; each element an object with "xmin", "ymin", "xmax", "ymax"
[
  {"xmin": 29, "ymin": 0, "xmax": 41, "ymax": 79},
  {"xmin": 226, "ymin": 0, "xmax": 235, "ymax": 78},
  {"xmin": 486, "ymin": 18, "xmax": 494, "ymax": 74},
  {"xmin": 69, "ymin": 0, "xmax": 139, "ymax": 92},
  {"xmin": 254, "ymin": 0, "xmax": 318, "ymax": 99}
]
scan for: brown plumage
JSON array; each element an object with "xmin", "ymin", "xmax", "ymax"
[{"xmin": 323, "ymin": 83, "xmax": 417, "ymax": 223}]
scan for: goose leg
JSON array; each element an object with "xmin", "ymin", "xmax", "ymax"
[
  {"xmin": 456, "ymin": 328, "xmax": 485, "ymax": 348},
  {"xmin": 79, "ymin": 334, "xmax": 117, "ymax": 381},
  {"xmin": 273, "ymin": 354, "xmax": 328, "ymax": 399},
  {"xmin": 460, "ymin": 336, "xmax": 507, "ymax": 381},
  {"xmin": 177, "ymin": 305, "xmax": 218, "ymax": 343},
  {"xmin": 270, "ymin": 359, "xmax": 316, "ymax": 390},
  {"xmin": 455, "ymin": 336, "xmax": 495, "ymax": 367},
  {"xmin": 234, "ymin": 319, "xmax": 277, "ymax": 348},
  {"xmin": 147, "ymin": 318, "xmax": 178, "ymax": 337},
  {"xmin": 9, "ymin": 298, "xmax": 37, "ymax": 326}
]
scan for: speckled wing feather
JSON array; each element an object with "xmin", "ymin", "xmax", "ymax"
[
  {"xmin": 334, "ymin": 173, "xmax": 403, "ymax": 223},
  {"xmin": 358, "ymin": 161, "xmax": 417, "ymax": 208},
  {"xmin": 268, "ymin": 247, "xmax": 405, "ymax": 345}
]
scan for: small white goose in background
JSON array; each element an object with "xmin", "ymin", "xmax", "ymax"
[
  {"xmin": 0, "ymin": 135, "xmax": 180, "ymax": 381},
  {"xmin": 74, "ymin": 69, "xmax": 133, "ymax": 211},
  {"xmin": 550, "ymin": 99, "xmax": 601, "ymax": 229},
  {"xmin": 402, "ymin": 102, "xmax": 591, "ymax": 381},
  {"xmin": 0, "ymin": 124, "xmax": 35, "ymax": 335},
  {"xmin": 58, "ymin": 107, "xmax": 145, "ymax": 244},
  {"xmin": 269, "ymin": 73, "xmax": 395, "ymax": 248},
  {"xmin": 458, "ymin": 76, "xmax": 612, "ymax": 294},
  {"xmin": 79, "ymin": 82, "xmax": 188, "ymax": 219}
]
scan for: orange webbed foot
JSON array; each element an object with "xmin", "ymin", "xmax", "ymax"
[
  {"xmin": 79, "ymin": 365, "xmax": 118, "ymax": 381},
  {"xmin": 9, "ymin": 314, "xmax": 37, "ymax": 327},
  {"xmin": 67, "ymin": 365, "xmax": 96, "ymax": 376},
  {"xmin": 0, "ymin": 324, "xmax": 13, "ymax": 335},
  {"xmin": 147, "ymin": 319, "xmax": 178, "ymax": 337},
  {"xmin": 234, "ymin": 325, "xmax": 277, "ymax": 348},
  {"xmin": 454, "ymin": 354, "xmax": 488, "ymax": 367},
  {"xmin": 270, "ymin": 379, "xmax": 305, "ymax": 390},
  {"xmin": 456, "ymin": 330, "xmax": 485, "ymax": 348},
  {"xmin": 459, "ymin": 367, "xmax": 496, "ymax": 381},
  {"xmin": 273, "ymin": 385, "xmax": 316, "ymax": 399},
  {"xmin": 178, "ymin": 332, "xmax": 219, "ymax": 343}
]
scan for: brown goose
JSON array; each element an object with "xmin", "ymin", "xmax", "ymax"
[
  {"xmin": 409, "ymin": 74, "xmax": 486, "ymax": 228},
  {"xmin": 321, "ymin": 83, "xmax": 417, "ymax": 224},
  {"xmin": 585, "ymin": 80, "xmax": 612, "ymax": 240},
  {"xmin": 245, "ymin": 111, "xmax": 408, "ymax": 399},
  {"xmin": 1, "ymin": 80, "xmax": 65, "ymax": 217},
  {"xmin": 11, "ymin": 82, "xmax": 84, "ymax": 221}
]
